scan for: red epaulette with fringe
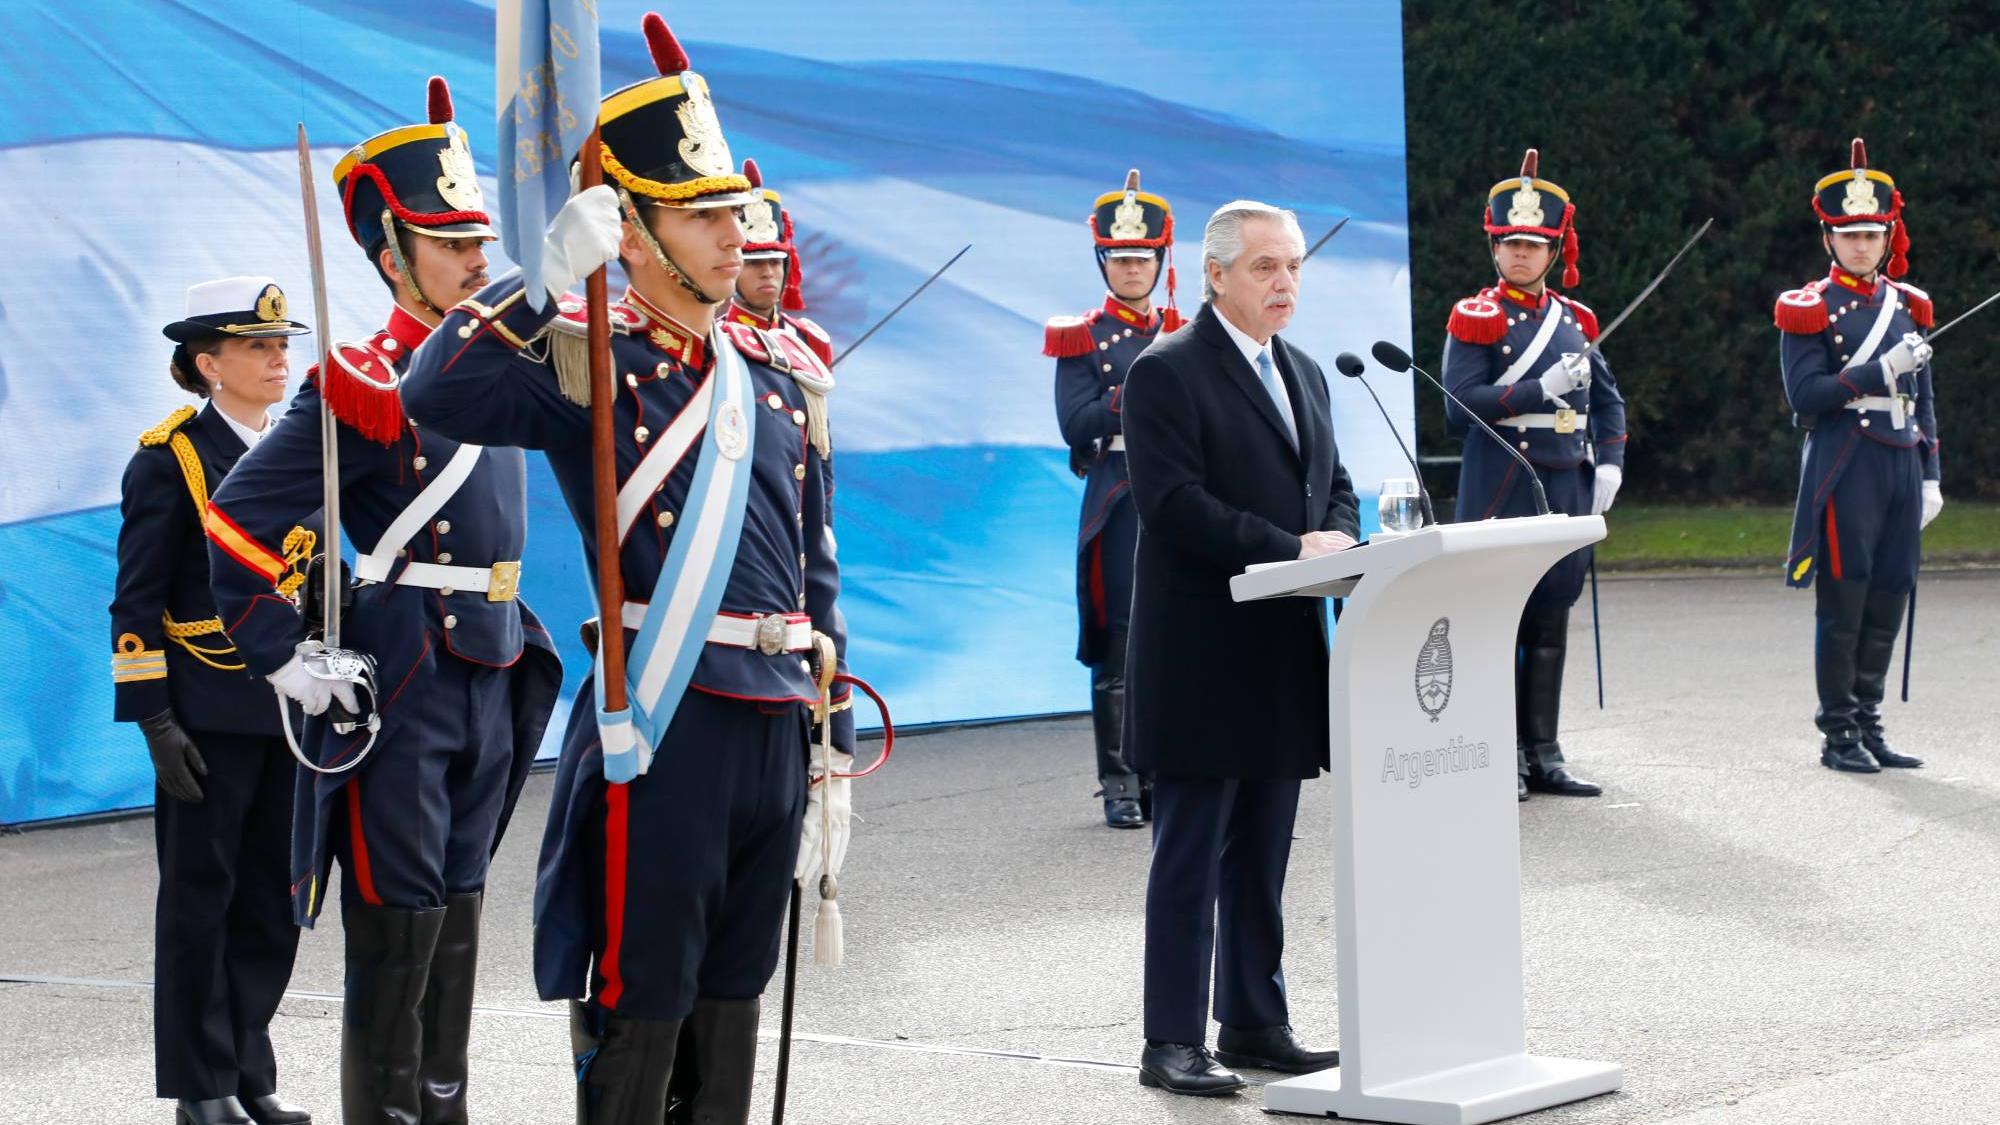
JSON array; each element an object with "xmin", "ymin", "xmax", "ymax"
[
  {"xmin": 1889, "ymin": 280, "xmax": 1935, "ymax": 329},
  {"xmin": 1553, "ymin": 293, "xmax": 1600, "ymax": 341},
  {"xmin": 548, "ymin": 295, "xmax": 643, "ymax": 337},
  {"xmin": 309, "ymin": 336, "xmax": 404, "ymax": 445},
  {"xmin": 786, "ymin": 314, "xmax": 835, "ymax": 366},
  {"xmin": 721, "ymin": 321, "xmax": 832, "ymax": 381},
  {"xmin": 1446, "ymin": 292, "xmax": 1508, "ymax": 345},
  {"xmin": 1774, "ymin": 284, "xmax": 1831, "ymax": 336},
  {"xmin": 1043, "ymin": 311, "xmax": 1102, "ymax": 358}
]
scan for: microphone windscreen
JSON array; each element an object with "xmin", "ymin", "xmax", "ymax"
[
  {"xmin": 1334, "ymin": 352, "xmax": 1365, "ymax": 378},
  {"xmin": 1370, "ymin": 340, "xmax": 1413, "ymax": 372}
]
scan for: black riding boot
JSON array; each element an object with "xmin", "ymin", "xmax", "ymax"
[
  {"xmin": 341, "ymin": 903, "xmax": 446, "ymax": 1125},
  {"xmin": 1814, "ymin": 578, "xmax": 1876, "ymax": 771},
  {"xmin": 418, "ymin": 892, "xmax": 483, "ymax": 1123},
  {"xmin": 570, "ymin": 1002, "xmax": 681, "ymax": 1125},
  {"xmin": 1091, "ymin": 635, "xmax": 1142, "ymax": 827},
  {"xmin": 1519, "ymin": 607, "xmax": 1600, "ymax": 797},
  {"xmin": 1854, "ymin": 586, "xmax": 1922, "ymax": 767},
  {"xmin": 666, "ymin": 998, "xmax": 761, "ymax": 1125}
]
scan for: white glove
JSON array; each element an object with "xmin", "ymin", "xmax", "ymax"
[
  {"xmin": 1878, "ymin": 332, "xmax": 1932, "ymax": 384},
  {"xmin": 1539, "ymin": 351, "xmax": 1591, "ymax": 403},
  {"xmin": 267, "ymin": 652, "xmax": 358, "ymax": 717},
  {"xmin": 538, "ymin": 185, "xmax": 623, "ymax": 299},
  {"xmin": 1592, "ymin": 463, "xmax": 1624, "ymax": 515},
  {"xmin": 1921, "ymin": 481, "xmax": 1944, "ymax": 529},
  {"xmin": 796, "ymin": 751, "xmax": 854, "ymax": 891}
]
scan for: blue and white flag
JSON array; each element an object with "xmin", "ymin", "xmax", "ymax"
[{"xmin": 495, "ymin": 0, "xmax": 600, "ymax": 311}]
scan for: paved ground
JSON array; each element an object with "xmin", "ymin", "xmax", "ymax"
[{"xmin": 4, "ymin": 572, "xmax": 1998, "ymax": 1124}]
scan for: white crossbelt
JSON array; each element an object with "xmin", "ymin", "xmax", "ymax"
[
  {"xmin": 1846, "ymin": 396, "xmax": 1912, "ymax": 429},
  {"xmin": 1104, "ymin": 435, "xmax": 1125, "ymax": 451},
  {"xmin": 353, "ymin": 442, "xmax": 483, "ymax": 582},
  {"xmin": 1501, "ymin": 411, "xmax": 1589, "ymax": 430},
  {"xmin": 619, "ymin": 602, "xmax": 813, "ymax": 653}
]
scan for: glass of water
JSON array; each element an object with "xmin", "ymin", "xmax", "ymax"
[{"xmin": 1377, "ymin": 477, "xmax": 1423, "ymax": 535}]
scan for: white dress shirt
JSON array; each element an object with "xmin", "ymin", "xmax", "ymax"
[{"xmin": 215, "ymin": 403, "xmax": 274, "ymax": 449}]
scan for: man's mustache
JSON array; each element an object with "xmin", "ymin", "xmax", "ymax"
[{"xmin": 1264, "ymin": 294, "xmax": 1293, "ymax": 308}]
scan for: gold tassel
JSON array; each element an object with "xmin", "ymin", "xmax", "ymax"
[
  {"xmin": 798, "ymin": 385, "xmax": 832, "ymax": 460},
  {"xmin": 548, "ymin": 327, "xmax": 594, "ymax": 407}
]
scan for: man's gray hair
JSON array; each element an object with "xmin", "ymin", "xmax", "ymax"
[{"xmin": 1201, "ymin": 200, "xmax": 1306, "ymax": 303}]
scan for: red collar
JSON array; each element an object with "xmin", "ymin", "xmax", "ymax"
[
  {"xmin": 726, "ymin": 298, "xmax": 780, "ymax": 332},
  {"xmin": 625, "ymin": 286, "xmax": 709, "ymax": 369},
  {"xmin": 1493, "ymin": 283, "xmax": 1549, "ymax": 312},
  {"xmin": 1828, "ymin": 269, "xmax": 1881, "ymax": 297},
  {"xmin": 1101, "ymin": 294, "xmax": 1160, "ymax": 331},
  {"xmin": 385, "ymin": 303, "xmax": 434, "ymax": 352}
]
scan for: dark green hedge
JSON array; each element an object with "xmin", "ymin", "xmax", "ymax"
[{"xmin": 1403, "ymin": 1, "xmax": 2000, "ymax": 500}]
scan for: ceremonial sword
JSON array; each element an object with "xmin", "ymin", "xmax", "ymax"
[
  {"xmin": 1582, "ymin": 217, "xmax": 1715, "ymax": 357},
  {"xmin": 297, "ymin": 124, "xmax": 341, "ymax": 647},
  {"xmin": 1302, "ymin": 215, "xmax": 1350, "ymax": 263},
  {"xmin": 830, "ymin": 244, "xmax": 972, "ymax": 367}
]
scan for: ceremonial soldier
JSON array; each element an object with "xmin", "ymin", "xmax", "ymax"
[
  {"xmin": 399, "ymin": 15, "xmax": 856, "ymax": 1125},
  {"xmin": 114, "ymin": 277, "xmax": 314, "ymax": 1125},
  {"xmin": 726, "ymin": 158, "xmax": 836, "ymax": 366},
  {"xmin": 1776, "ymin": 138, "xmax": 1941, "ymax": 773},
  {"xmin": 204, "ymin": 79, "xmax": 562, "ymax": 1123},
  {"xmin": 1047, "ymin": 169, "xmax": 1182, "ymax": 829},
  {"xmin": 1441, "ymin": 149, "xmax": 1626, "ymax": 802}
]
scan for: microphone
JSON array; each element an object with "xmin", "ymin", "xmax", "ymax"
[
  {"xmin": 1334, "ymin": 352, "xmax": 1435, "ymax": 529},
  {"xmin": 1370, "ymin": 340, "xmax": 1551, "ymax": 517}
]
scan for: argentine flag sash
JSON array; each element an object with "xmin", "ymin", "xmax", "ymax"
[{"xmin": 596, "ymin": 330, "xmax": 757, "ymax": 782}]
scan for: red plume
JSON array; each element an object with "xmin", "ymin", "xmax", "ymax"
[
  {"xmin": 743, "ymin": 158, "xmax": 763, "ymax": 189},
  {"xmin": 1851, "ymin": 137, "xmax": 1868, "ymax": 169},
  {"xmin": 642, "ymin": 12, "xmax": 690, "ymax": 74},
  {"xmin": 427, "ymin": 76, "xmax": 453, "ymax": 124},
  {"xmin": 782, "ymin": 214, "xmax": 805, "ymax": 312},
  {"xmin": 1124, "ymin": 168, "xmax": 1140, "ymax": 192},
  {"xmin": 1889, "ymin": 189, "xmax": 1910, "ymax": 278},
  {"xmin": 1520, "ymin": 148, "xmax": 1539, "ymax": 179},
  {"xmin": 1562, "ymin": 219, "xmax": 1580, "ymax": 289}
]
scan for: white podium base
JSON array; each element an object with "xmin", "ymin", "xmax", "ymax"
[{"xmin": 1262, "ymin": 1053, "xmax": 1622, "ymax": 1124}]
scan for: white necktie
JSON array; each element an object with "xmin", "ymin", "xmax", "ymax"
[{"xmin": 1256, "ymin": 348, "xmax": 1298, "ymax": 448}]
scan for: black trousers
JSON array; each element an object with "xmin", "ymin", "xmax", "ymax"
[
  {"xmin": 1142, "ymin": 775, "xmax": 1300, "ymax": 1044},
  {"xmin": 154, "ymin": 730, "xmax": 300, "ymax": 1100}
]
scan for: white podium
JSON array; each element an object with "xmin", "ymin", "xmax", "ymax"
[{"xmin": 1231, "ymin": 514, "xmax": 1621, "ymax": 1125}]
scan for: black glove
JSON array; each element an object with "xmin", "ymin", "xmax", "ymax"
[{"xmin": 138, "ymin": 709, "xmax": 207, "ymax": 804}]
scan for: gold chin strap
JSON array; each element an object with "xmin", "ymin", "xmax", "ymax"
[
  {"xmin": 618, "ymin": 188, "xmax": 727, "ymax": 307},
  {"xmin": 381, "ymin": 210, "xmax": 441, "ymax": 317}
]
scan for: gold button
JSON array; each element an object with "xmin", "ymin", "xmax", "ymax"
[
  {"xmin": 1102, "ymin": 363, "xmax": 1113, "ymax": 373},
  {"xmin": 656, "ymin": 362, "xmax": 673, "ymax": 379},
  {"xmin": 657, "ymin": 511, "xmax": 675, "ymax": 527},
  {"xmin": 635, "ymin": 426, "xmax": 651, "ymax": 443},
  {"xmin": 435, "ymin": 520, "xmax": 451, "ymax": 534},
  {"xmin": 792, "ymin": 409, "xmax": 806, "ymax": 426},
  {"xmin": 457, "ymin": 324, "xmax": 474, "ymax": 338},
  {"xmin": 440, "ymin": 586, "xmax": 455, "ymax": 597},
  {"xmin": 1501, "ymin": 346, "xmax": 1512, "ymax": 355},
  {"xmin": 1860, "ymin": 418, "xmax": 1871, "ymax": 428},
  {"xmin": 794, "ymin": 464, "xmax": 806, "ymax": 481},
  {"xmin": 799, "ymin": 553, "xmax": 808, "ymax": 569},
  {"xmin": 438, "ymin": 552, "xmax": 452, "ymax": 564},
  {"xmin": 767, "ymin": 393, "xmax": 784, "ymax": 409},
  {"xmin": 413, "ymin": 456, "xmax": 428, "ymax": 471},
  {"xmin": 1518, "ymin": 441, "xmax": 1530, "ymax": 451},
  {"xmin": 799, "ymin": 660, "xmax": 812, "ymax": 675},
  {"xmin": 443, "ymin": 614, "xmax": 458, "ymax": 629},
  {"xmin": 1098, "ymin": 341, "xmax": 1109, "ymax": 351},
  {"xmin": 626, "ymin": 373, "xmax": 639, "ymax": 388}
]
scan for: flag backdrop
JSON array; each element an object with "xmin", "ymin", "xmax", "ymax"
[{"xmin": 0, "ymin": 0, "xmax": 1411, "ymax": 824}]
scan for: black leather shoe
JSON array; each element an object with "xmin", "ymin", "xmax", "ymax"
[
  {"xmin": 1518, "ymin": 775, "xmax": 1529, "ymax": 802},
  {"xmin": 1137, "ymin": 1041, "xmax": 1245, "ymax": 1096},
  {"xmin": 240, "ymin": 1094, "xmax": 311, "ymax": 1125},
  {"xmin": 1105, "ymin": 797, "xmax": 1144, "ymax": 828},
  {"xmin": 1525, "ymin": 767, "xmax": 1601, "ymax": 797},
  {"xmin": 1214, "ymin": 1025, "xmax": 1338, "ymax": 1074},
  {"xmin": 1822, "ymin": 737, "xmax": 1881, "ymax": 773},
  {"xmin": 1863, "ymin": 736, "xmax": 1923, "ymax": 769},
  {"xmin": 176, "ymin": 1098, "xmax": 251, "ymax": 1125}
]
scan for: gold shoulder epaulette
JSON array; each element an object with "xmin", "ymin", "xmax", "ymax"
[{"xmin": 139, "ymin": 405, "xmax": 198, "ymax": 447}]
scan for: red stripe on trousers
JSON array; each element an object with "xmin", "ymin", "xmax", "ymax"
[
  {"xmin": 599, "ymin": 782, "xmax": 631, "ymax": 1010},
  {"xmin": 1088, "ymin": 535, "xmax": 1107, "ymax": 628},
  {"xmin": 1825, "ymin": 500, "xmax": 1844, "ymax": 581},
  {"xmin": 346, "ymin": 777, "xmax": 382, "ymax": 906}
]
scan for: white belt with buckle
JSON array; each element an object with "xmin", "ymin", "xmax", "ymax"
[
  {"xmin": 1104, "ymin": 435, "xmax": 1126, "ymax": 452},
  {"xmin": 1847, "ymin": 395, "xmax": 1911, "ymax": 428},
  {"xmin": 1502, "ymin": 409, "xmax": 1588, "ymax": 433},
  {"xmin": 394, "ymin": 560, "xmax": 522, "ymax": 602},
  {"xmin": 619, "ymin": 603, "xmax": 813, "ymax": 654}
]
